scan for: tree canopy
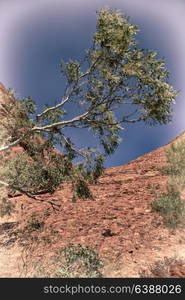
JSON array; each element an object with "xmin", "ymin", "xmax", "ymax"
[{"xmin": 0, "ymin": 8, "xmax": 178, "ymax": 209}]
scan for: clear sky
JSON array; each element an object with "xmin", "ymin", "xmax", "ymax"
[{"xmin": 0, "ymin": 0, "xmax": 185, "ymax": 167}]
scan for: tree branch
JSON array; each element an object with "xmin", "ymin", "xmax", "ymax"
[
  {"xmin": 36, "ymin": 55, "xmax": 102, "ymax": 121},
  {"xmin": 59, "ymin": 133, "xmax": 87, "ymax": 158},
  {"xmin": 121, "ymin": 117, "xmax": 144, "ymax": 123},
  {"xmin": 0, "ymin": 110, "xmax": 91, "ymax": 153},
  {"xmin": 36, "ymin": 95, "xmax": 70, "ymax": 120},
  {"xmin": 79, "ymin": 54, "xmax": 102, "ymax": 79},
  {"xmin": 32, "ymin": 111, "xmax": 89, "ymax": 132},
  {"xmin": 0, "ymin": 180, "xmax": 9, "ymax": 187},
  {"xmin": 0, "ymin": 180, "xmax": 37, "ymax": 199},
  {"xmin": 0, "ymin": 180, "xmax": 61, "ymax": 211},
  {"xmin": 0, "ymin": 133, "xmax": 30, "ymax": 152}
]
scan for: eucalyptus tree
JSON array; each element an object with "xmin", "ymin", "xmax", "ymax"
[{"xmin": 0, "ymin": 8, "xmax": 177, "ymax": 211}]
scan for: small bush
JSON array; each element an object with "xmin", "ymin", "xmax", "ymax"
[
  {"xmin": 152, "ymin": 185, "xmax": 185, "ymax": 228},
  {"xmin": 54, "ymin": 244, "xmax": 103, "ymax": 278},
  {"xmin": 140, "ymin": 257, "xmax": 185, "ymax": 278},
  {"xmin": 33, "ymin": 244, "xmax": 103, "ymax": 278},
  {"xmin": 0, "ymin": 197, "xmax": 15, "ymax": 217},
  {"xmin": 25, "ymin": 213, "xmax": 45, "ymax": 232},
  {"xmin": 162, "ymin": 139, "xmax": 185, "ymax": 187},
  {"xmin": 153, "ymin": 138, "xmax": 185, "ymax": 228},
  {"xmin": 72, "ymin": 180, "xmax": 93, "ymax": 202}
]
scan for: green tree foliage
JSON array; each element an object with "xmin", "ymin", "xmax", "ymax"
[{"xmin": 0, "ymin": 8, "xmax": 178, "ymax": 204}]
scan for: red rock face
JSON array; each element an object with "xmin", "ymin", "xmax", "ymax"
[{"xmin": 7, "ymin": 132, "xmax": 183, "ymax": 278}]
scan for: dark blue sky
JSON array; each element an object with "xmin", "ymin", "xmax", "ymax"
[{"xmin": 0, "ymin": 0, "xmax": 185, "ymax": 167}]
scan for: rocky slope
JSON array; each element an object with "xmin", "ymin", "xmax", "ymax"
[{"xmin": 0, "ymin": 82, "xmax": 185, "ymax": 277}]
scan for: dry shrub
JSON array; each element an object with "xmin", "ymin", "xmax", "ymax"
[{"xmin": 140, "ymin": 256, "xmax": 185, "ymax": 278}]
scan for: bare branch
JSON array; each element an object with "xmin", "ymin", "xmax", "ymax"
[
  {"xmin": 79, "ymin": 54, "xmax": 102, "ymax": 79},
  {"xmin": 0, "ymin": 124, "xmax": 35, "ymax": 153},
  {"xmin": 0, "ymin": 180, "xmax": 61, "ymax": 211},
  {"xmin": 59, "ymin": 133, "xmax": 87, "ymax": 158},
  {"xmin": 85, "ymin": 118, "xmax": 123, "ymax": 128},
  {"xmin": 36, "ymin": 77, "xmax": 88, "ymax": 121},
  {"xmin": 0, "ymin": 110, "xmax": 90, "ymax": 153},
  {"xmin": 36, "ymin": 95, "xmax": 70, "ymax": 120},
  {"xmin": 0, "ymin": 134, "xmax": 28, "ymax": 152},
  {"xmin": 121, "ymin": 117, "xmax": 144, "ymax": 123},
  {"xmin": 122, "ymin": 109, "xmax": 138, "ymax": 120},
  {"xmin": 36, "ymin": 55, "xmax": 101, "ymax": 121},
  {"xmin": 0, "ymin": 180, "xmax": 37, "ymax": 199},
  {"xmin": 0, "ymin": 180, "xmax": 9, "ymax": 187},
  {"xmin": 32, "ymin": 111, "xmax": 89, "ymax": 132}
]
